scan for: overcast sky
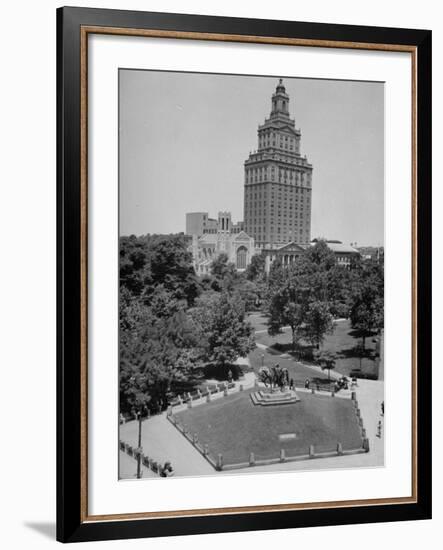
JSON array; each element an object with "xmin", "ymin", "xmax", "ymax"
[{"xmin": 119, "ymin": 69, "xmax": 384, "ymax": 246}]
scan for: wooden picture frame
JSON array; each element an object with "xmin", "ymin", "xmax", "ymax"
[{"xmin": 57, "ymin": 6, "xmax": 431, "ymax": 543}]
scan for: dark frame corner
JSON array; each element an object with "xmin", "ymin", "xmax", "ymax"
[{"xmin": 57, "ymin": 6, "xmax": 431, "ymax": 543}]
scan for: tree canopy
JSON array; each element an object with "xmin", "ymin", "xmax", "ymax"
[
  {"xmin": 119, "ymin": 234, "xmax": 383, "ymax": 414},
  {"xmin": 190, "ymin": 292, "xmax": 255, "ymax": 369}
]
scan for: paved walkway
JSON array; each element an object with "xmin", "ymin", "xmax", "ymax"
[
  {"xmin": 120, "ymin": 414, "xmax": 214, "ymax": 478},
  {"xmin": 119, "ymin": 450, "xmax": 157, "ymax": 480},
  {"xmin": 120, "ymin": 376, "xmax": 383, "ymax": 479},
  {"xmin": 119, "ymin": 315, "xmax": 384, "ymax": 479}
]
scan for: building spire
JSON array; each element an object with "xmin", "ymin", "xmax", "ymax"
[{"xmin": 271, "ymin": 78, "xmax": 289, "ymax": 117}]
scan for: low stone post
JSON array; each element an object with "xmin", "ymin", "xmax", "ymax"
[
  {"xmin": 187, "ymin": 397, "xmax": 193, "ymax": 408},
  {"xmin": 240, "ymin": 384, "xmax": 244, "ymax": 392},
  {"xmin": 167, "ymin": 405, "xmax": 172, "ymax": 417},
  {"xmin": 336, "ymin": 442, "xmax": 343, "ymax": 455},
  {"xmin": 331, "ymin": 390, "xmax": 335, "ymax": 397},
  {"xmin": 249, "ymin": 452, "xmax": 255, "ymax": 466},
  {"xmin": 361, "ymin": 428, "xmax": 367, "ymax": 439},
  {"xmin": 203, "ymin": 444, "xmax": 209, "ymax": 456},
  {"xmin": 280, "ymin": 449, "xmax": 286, "ymax": 462},
  {"xmin": 224, "ymin": 386, "xmax": 228, "ymax": 397},
  {"xmin": 351, "ymin": 391, "xmax": 356, "ymax": 401},
  {"xmin": 207, "ymin": 390, "xmax": 212, "ymax": 402},
  {"xmin": 197, "ymin": 389, "xmax": 202, "ymax": 400},
  {"xmin": 147, "ymin": 409, "xmax": 151, "ymax": 419},
  {"xmin": 356, "ymin": 408, "xmax": 361, "ymax": 418},
  {"xmin": 363, "ymin": 438, "xmax": 370, "ymax": 452},
  {"xmin": 309, "ymin": 444, "xmax": 315, "ymax": 458},
  {"xmin": 177, "ymin": 395, "xmax": 183, "ymax": 406},
  {"xmin": 311, "ymin": 388, "xmax": 315, "ymax": 394},
  {"xmin": 193, "ymin": 433, "xmax": 198, "ymax": 445},
  {"xmin": 217, "ymin": 453, "xmax": 223, "ymax": 470}
]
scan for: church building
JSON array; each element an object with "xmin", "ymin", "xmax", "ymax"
[{"xmin": 186, "ymin": 211, "xmax": 255, "ymax": 275}]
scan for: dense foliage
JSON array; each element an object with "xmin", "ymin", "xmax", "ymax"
[
  {"xmin": 119, "ymin": 235, "xmax": 383, "ymax": 415},
  {"xmin": 266, "ymin": 240, "xmax": 384, "ymax": 357},
  {"xmin": 119, "ymin": 235, "xmax": 256, "ymax": 415}
]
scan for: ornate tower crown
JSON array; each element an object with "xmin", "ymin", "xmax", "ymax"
[{"xmin": 271, "ymin": 78, "xmax": 290, "ymax": 117}]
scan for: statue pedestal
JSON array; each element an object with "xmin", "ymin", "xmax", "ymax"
[{"xmin": 250, "ymin": 389, "xmax": 300, "ymax": 406}]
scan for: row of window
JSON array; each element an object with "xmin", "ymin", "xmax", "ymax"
[
  {"xmin": 245, "ymin": 166, "xmax": 311, "ymax": 185},
  {"xmin": 258, "ymin": 131, "xmax": 298, "ymax": 152},
  {"xmin": 245, "ymin": 207, "xmax": 310, "ymax": 215},
  {"xmin": 246, "ymin": 199, "xmax": 309, "ymax": 205},
  {"xmin": 246, "ymin": 185, "xmax": 310, "ymax": 195},
  {"xmin": 247, "ymin": 222, "xmax": 309, "ymax": 228}
]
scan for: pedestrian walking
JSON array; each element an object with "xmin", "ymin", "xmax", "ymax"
[{"xmin": 376, "ymin": 420, "xmax": 382, "ymax": 438}]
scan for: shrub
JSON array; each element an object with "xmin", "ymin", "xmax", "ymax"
[{"xmin": 202, "ymin": 363, "xmax": 243, "ymax": 381}]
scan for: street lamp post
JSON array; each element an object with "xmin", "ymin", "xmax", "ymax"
[
  {"xmin": 136, "ymin": 410, "xmax": 143, "ymax": 479},
  {"xmin": 131, "ymin": 406, "xmax": 146, "ymax": 479},
  {"xmin": 128, "ymin": 374, "xmax": 148, "ymax": 479}
]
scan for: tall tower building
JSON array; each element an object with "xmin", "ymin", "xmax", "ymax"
[{"xmin": 243, "ymin": 79, "xmax": 313, "ymax": 248}]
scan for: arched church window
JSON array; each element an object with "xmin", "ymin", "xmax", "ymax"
[{"xmin": 236, "ymin": 246, "xmax": 248, "ymax": 270}]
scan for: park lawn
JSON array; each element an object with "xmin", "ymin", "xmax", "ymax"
[
  {"xmin": 249, "ymin": 315, "xmax": 383, "ymax": 380},
  {"xmin": 247, "ymin": 312, "xmax": 270, "ymax": 333},
  {"xmin": 321, "ymin": 320, "xmax": 383, "ymax": 379},
  {"xmin": 174, "ymin": 389, "xmax": 362, "ymax": 466}
]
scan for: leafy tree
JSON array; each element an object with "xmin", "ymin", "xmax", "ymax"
[
  {"xmin": 303, "ymin": 239, "xmax": 336, "ymax": 270},
  {"xmin": 210, "ymin": 253, "xmax": 235, "ymax": 279},
  {"xmin": 119, "ymin": 235, "xmax": 152, "ymax": 296},
  {"xmin": 149, "ymin": 284, "xmax": 185, "ymax": 319},
  {"xmin": 231, "ymin": 279, "xmax": 261, "ymax": 311},
  {"xmin": 190, "ymin": 292, "xmax": 255, "ymax": 370},
  {"xmin": 148, "ymin": 236, "xmax": 200, "ymax": 305},
  {"xmin": 303, "ymin": 300, "xmax": 334, "ymax": 350},
  {"xmin": 245, "ymin": 253, "xmax": 266, "ymax": 281},
  {"xmin": 267, "ymin": 257, "xmax": 285, "ymax": 292},
  {"xmin": 199, "ymin": 273, "xmax": 222, "ymax": 292},
  {"xmin": 119, "ymin": 296, "xmax": 201, "ymax": 414},
  {"xmin": 267, "ymin": 279, "xmax": 308, "ymax": 352},
  {"xmin": 350, "ymin": 260, "xmax": 384, "ymax": 351},
  {"xmin": 119, "ymin": 234, "xmax": 200, "ymax": 306}
]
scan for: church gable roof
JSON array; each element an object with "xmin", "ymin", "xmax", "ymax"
[
  {"xmin": 275, "ymin": 241, "xmax": 305, "ymax": 253},
  {"xmin": 233, "ymin": 230, "xmax": 252, "ymax": 241}
]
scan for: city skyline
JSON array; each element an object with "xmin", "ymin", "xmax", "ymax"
[{"xmin": 120, "ymin": 70, "xmax": 384, "ymax": 246}]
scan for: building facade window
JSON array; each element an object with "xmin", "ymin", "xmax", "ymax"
[{"xmin": 236, "ymin": 246, "xmax": 248, "ymax": 270}]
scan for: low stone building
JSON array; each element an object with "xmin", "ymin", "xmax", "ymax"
[
  {"xmin": 261, "ymin": 241, "xmax": 308, "ymax": 273},
  {"xmin": 322, "ymin": 241, "xmax": 360, "ymax": 268},
  {"xmin": 262, "ymin": 239, "xmax": 360, "ymax": 273}
]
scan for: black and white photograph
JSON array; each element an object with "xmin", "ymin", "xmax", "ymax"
[{"xmin": 118, "ymin": 70, "xmax": 385, "ymax": 480}]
